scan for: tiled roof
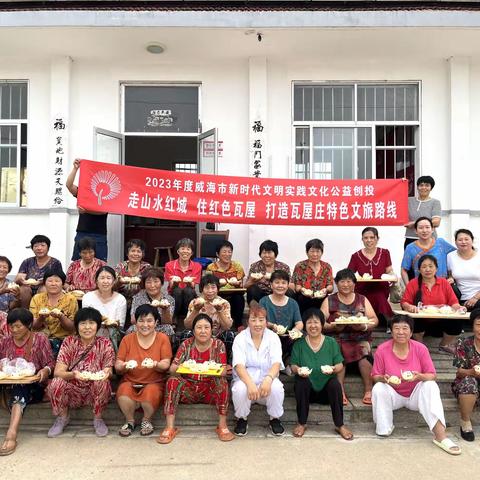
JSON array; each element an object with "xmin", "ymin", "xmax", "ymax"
[{"xmin": 1, "ymin": 1, "xmax": 480, "ymax": 13}]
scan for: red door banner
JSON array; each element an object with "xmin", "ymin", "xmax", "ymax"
[{"xmin": 77, "ymin": 160, "xmax": 408, "ymax": 226}]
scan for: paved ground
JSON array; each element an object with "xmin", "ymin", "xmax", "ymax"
[{"xmin": 1, "ymin": 426, "xmax": 479, "ymax": 479}]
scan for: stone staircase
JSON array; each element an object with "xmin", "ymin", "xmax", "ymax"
[{"xmin": 1, "ymin": 329, "xmax": 477, "ymax": 431}]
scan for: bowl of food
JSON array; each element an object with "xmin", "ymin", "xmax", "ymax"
[
  {"xmin": 39, "ymin": 308, "xmax": 50, "ymax": 315},
  {"xmin": 275, "ymin": 325, "xmax": 287, "ymax": 335},
  {"xmin": 159, "ymin": 299, "xmax": 170, "ymax": 308},
  {"xmin": 387, "ymin": 375, "xmax": 401, "ymax": 385},
  {"xmin": 171, "ymin": 275, "xmax": 182, "ymax": 283},
  {"xmin": 183, "ymin": 276, "xmax": 194, "ymax": 283},
  {"xmin": 23, "ymin": 278, "xmax": 39, "ymax": 286},
  {"xmin": 219, "ymin": 278, "xmax": 227, "ymax": 286},
  {"xmin": 298, "ymin": 367, "xmax": 312, "ymax": 376},
  {"xmin": 289, "ymin": 329, "xmax": 303, "ymax": 340},
  {"xmin": 301, "ymin": 288, "xmax": 313, "ymax": 297},
  {"xmin": 264, "ymin": 272, "xmax": 272, "ymax": 280},
  {"xmin": 125, "ymin": 360, "xmax": 138, "ymax": 370},
  {"xmin": 401, "ymin": 370, "xmax": 414, "ymax": 381},
  {"xmin": 251, "ymin": 273, "xmax": 263, "ymax": 280},
  {"xmin": 142, "ymin": 358, "xmax": 155, "ymax": 368},
  {"xmin": 150, "ymin": 299, "xmax": 161, "ymax": 308},
  {"xmin": 71, "ymin": 290, "xmax": 85, "ymax": 299},
  {"xmin": 362, "ymin": 273, "xmax": 373, "ymax": 280},
  {"xmin": 474, "ymin": 365, "xmax": 480, "ymax": 374},
  {"xmin": 227, "ymin": 277, "xmax": 239, "ymax": 285},
  {"xmin": 320, "ymin": 365, "xmax": 333, "ymax": 374}
]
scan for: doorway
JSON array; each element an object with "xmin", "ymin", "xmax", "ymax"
[{"xmin": 124, "ymin": 136, "xmax": 198, "ymax": 266}]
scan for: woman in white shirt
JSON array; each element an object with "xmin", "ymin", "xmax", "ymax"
[
  {"xmin": 447, "ymin": 229, "xmax": 480, "ymax": 311},
  {"xmin": 231, "ymin": 302, "xmax": 285, "ymax": 436},
  {"xmin": 82, "ymin": 266, "xmax": 127, "ymax": 350}
]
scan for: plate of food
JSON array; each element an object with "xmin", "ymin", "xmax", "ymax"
[
  {"xmin": 71, "ymin": 290, "xmax": 85, "ymax": 299},
  {"xmin": 78, "ymin": 371, "xmax": 107, "ymax": 381},
  {"xmin": 176, "ymin": 359, "xmax": 224, "ymax": 376},
  {"xmin": 0, "ymin": 373, "xmax": 40, "ymax": 384},
  {"xmin": 333, "ymin": 315, "xmax": 374, "ymax": 325}
]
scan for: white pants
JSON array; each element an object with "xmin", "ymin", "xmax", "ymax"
[
  {"xmin": 372, "ymin": 381, "xmax": 446, "ymax": 435},
  {"xmin": 231, "ymin": 378, "xmax": 284, "ymax": 419}
]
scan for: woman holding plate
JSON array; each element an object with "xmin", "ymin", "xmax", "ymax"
[
  {"xmin": 320, "ymin": 269, "xmax": 378, "ymax": 406},
  {"xmin": 128, "ymin": 268, "xmax": 175, "ymax": 338},
  {"xmin": 47, "ymin": 307, "xmax": 115, "ymax": 438},
  {"xmin": 401, "ymin": 254, "xmax": 463, "ymax": 354},
  {"xmin": 292, "ymin": 239, "xmax": 334, "ymax": 314},
  {"xmin": 290, "ymin": 308, "xmax": 352, "ymax": 439},
  {"xmin": 158, "ymin": 313, "xmax": 232, "ymax": 444},
  {"xmin": 116, "ymin": 304, "xmax": 172, "ymax": 437},
  {"xmin": 0, "ymin": 308, "xmax": 54, "ymax": 456},
  {"xmin": 348, "ymin": 227, "xmax": 395, "ymax": 323}
]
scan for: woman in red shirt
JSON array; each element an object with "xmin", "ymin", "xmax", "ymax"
[{"xmin": 401, "ymin": 254, "xmax": 463, "ymax": 354}]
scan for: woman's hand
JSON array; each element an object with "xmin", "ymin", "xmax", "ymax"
[
  {"xmin": 465, "ymin": 296, "xmax": 479, "ymax": 309},
  {"xmin": 38, "ymin": 367, "xmax": 50, "ymax": 383},
  {"xmin": 247, "ymin": 382, "xmax": 260, "ymax": 401},
  {"xmin": 259, "ymin": 377, "xmax": 272, "ymax": 397},
  {"xmin": 407, "ymin": 371, "xmax": 421, "ymax": 382}
]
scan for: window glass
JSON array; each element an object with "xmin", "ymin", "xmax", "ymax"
[
  {"xmin": 124, "ymin": 86, "xmax": 199, "ymax": 133},
  {"xmin": 0, "ymin": 82, "xmax": 27, "ymax": 120}
]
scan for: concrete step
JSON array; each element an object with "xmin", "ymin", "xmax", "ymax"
[{"xmin": 2, "ymin": 397, "xmax": 476, "ymax": 430}]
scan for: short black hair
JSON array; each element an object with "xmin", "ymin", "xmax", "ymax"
[
  {"xmin": 200, "ymin": 273, "xmax": 220, "ymax": 291},
  {"xmin": 417, "ymin": 176, "xmax": 435, "ymax": 189},
  {"xmin": 126, "ymin": 238, "xmax": 146, "ymax": 255},
  {"xmin": 305, "ymin": 238, "xmax": 324, "ymax": 253},
  {"xmin": 414, "ymin": 216, "xmax": 433, "ymax": 230},
  {"xmin": 259, "ymin": 240, "xmax": 278, "ymax": 257},
  {"xmin": 192, "ymin": 313, "xmax": 213, "ymax": 331},
  {"xmin": 78, "ymin": 237, "xmax": 97, "ymax": 253},
  {"xmin": 0, "ymin": 255, "xmax": 12, "ymax": 272},
  {"xmin": 270, "ymin": 269, "xmax": 290, "ymax": 283},
  {"xmin": 334, "ymin": 268, "xmax": 357, "ymax": 284},
  {"xmin": 390, "ymin": 313, "xmax": 414, "ymax": 332},
  {"xmin": 43, "ymin": 268, "xmax": 66, "ymax": 284},
  {"xmin": 140, "ymin": 267, "xmax": 164, "ymax": 289},
  {"xmin": 455, "ymin": 229, "xmax": 474, "ymax": 242},
  {"xmin": 302, "ymin": 307, "xmax": 325, "ymax": 327},
  {"xmin": 418, "ymin": 254, "xmax": 438, "ymax": 270},
  {"xmin": 134, "ymin": 303, "xmax": 160, "ymax": 322},
  {"xmin": 7, "ymin": 308, "xmax": 33, "ymax": 328},
  {"xmin": 470, "ymin": 308, "xmax": 480, "ymax": 323},
  {"xmin": 74, "ymin": 307, "xmax": 102, "ymax": 334},
  {"xmin": 215, "ymin": 240, "xmax": 234, "ymax": 255},
  {"xmin": 30, "ymin": 234, "xmax": 51, "ymax": 249},
  {"xmin": 361, "ymin": 227, "xmax": 379, "ymax": 238},
  {"xmin": 175, "ymin": 237, "xmax": 195, "ymax": 253},
  {"xmin": 95, "ymin": 265, "xmax": 117, "ymax": 282}
]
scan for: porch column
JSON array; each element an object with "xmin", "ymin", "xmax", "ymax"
[
  {"xmin": 447, "ymin": 56, "xmax": 471, "ymax": 236},
  {"xmin": 48, "ymin": 56, "xmax": 72, "ymax": 268},
  {"xmin": 248, "ymin": 56, "xmax": 268, "ymax": 263}
]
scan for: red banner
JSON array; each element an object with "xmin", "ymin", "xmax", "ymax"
[{"xmin": 77, "ymin": 160, "xmax": 408, "ymax": 226}]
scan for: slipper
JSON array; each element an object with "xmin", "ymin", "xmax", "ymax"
[
  {"xmin": 0, "ymin": 439, "xmax": 17, "ymax": 456},
  {"xmin": 140, "ymin": 420, "xmax": 154, "ymax": 436},
  {"xmin": 433, "ymin": 438, "xmax": 461, "ymax": 455},
  {"xmin": 157, "ymin": 427, "xmax": 179, "ymax": 444},
  {"xmin": 362, "ymin": 391, "xmax": 372, "ymax": 405},
  {"xmin": 215, "ymin": 426, "xmax": 235, "ymax": 442},
  {"xmin": 342, "ymin": 394, "xmax": 349, "ymax": 406},
  {"xmin": 119, "ymin": 422, "xmax": 135, "ymax": 437},
  {"xmin": 293, "ymin": 424, "xmax": 306, "ymax": 438},
  {"xmin": 335, "ymin": 426, "xmax": 354, "ymax": 441}
]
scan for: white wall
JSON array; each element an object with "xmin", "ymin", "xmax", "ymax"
[{"xmin": 2, "ymin": 27, "xmax": 480, "ymax": 277}]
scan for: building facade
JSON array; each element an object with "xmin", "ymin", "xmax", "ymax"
[{"xmin": 1, "ymin": 1, "xmax": 479, "ymax": 275}]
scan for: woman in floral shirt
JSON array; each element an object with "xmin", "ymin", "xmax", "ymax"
[
  {"xmin": 292, "ymin": 238, "xmax": 333, "ymax": 314},
  {"xmin": 452, "ymin": 308, "xmax": 480, "ymax": 442}
]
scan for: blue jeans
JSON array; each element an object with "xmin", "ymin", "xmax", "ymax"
[{"xmin": 72, "ymin": 232, "xmax": 108, "ymax": 261}]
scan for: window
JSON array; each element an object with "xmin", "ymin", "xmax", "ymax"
[
  {"xmin": 293, "ymin": 83, "xmax": 419, "ymax": 195},
  {"xmin": 0, "ymin": 81, "xmax": 27, "ymax": 206},
  {"xmin": 124, "ymin": 85, "xmax": 199, "ymax": 134}
]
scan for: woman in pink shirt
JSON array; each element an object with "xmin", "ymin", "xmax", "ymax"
[
  {"xmin": 164, "ymin": 238, "xmax": 201, "ymax": 323},
  {"xmin": 371, "ymin": 314, "xmax": 461, "ymax": 455}
]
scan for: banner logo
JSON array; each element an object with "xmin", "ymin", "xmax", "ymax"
[{"xmin": 90, "ymin": 170, "xmax": 122, "ymax": 205}]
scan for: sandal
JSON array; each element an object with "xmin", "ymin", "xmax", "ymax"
[
  {"xmin": 335, "ymin": 425, "xmax": 354, "ymax": 441},
  {"xmin": 293, "ymin": 424, "xmax": 306, "ymax": 438},
  {"xmin": 119, "ymin": 422, "xmax": 135, "ymax": 437},
  {"xmin": 362, "ymin": 391, "xmax": 372, "ymax": 405},
  {"xmin": 433, "ymin": 438, "xmax": 461, "ymax": 455},
  {"xmin": 0, "ymin": 438, "xmax": 17, "ymax": 456},
  {"xmin": 215, "ymin": 426, "xmax": 235, "ymax": 442},
  {"xmin": 157, "ymin": 427, "xmax": 179, "ymax": 444},
  {"xmin": 140, "ymin": 420, "xmax": 154, "ymax": 436}
]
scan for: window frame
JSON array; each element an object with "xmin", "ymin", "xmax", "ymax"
[{"xmin": 291, "ymin": 81, "xmax": 421, "ymax": 184}]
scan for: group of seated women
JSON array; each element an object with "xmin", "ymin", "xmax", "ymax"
[{"xmin": 2, "ymin": 304, "xmax": 475, "ymax": 457}]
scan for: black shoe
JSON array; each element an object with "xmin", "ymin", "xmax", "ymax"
[
  {"xmin": 234, "ymin": 418, "xmax": 248, "ymax": 436},
  {"xmin": 269, "ymin": 418, "xmax": 285, "ymax": 436},
  {"xmin": 460, "ymin": 427, "xmax": 475, "ymax": 442}
]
